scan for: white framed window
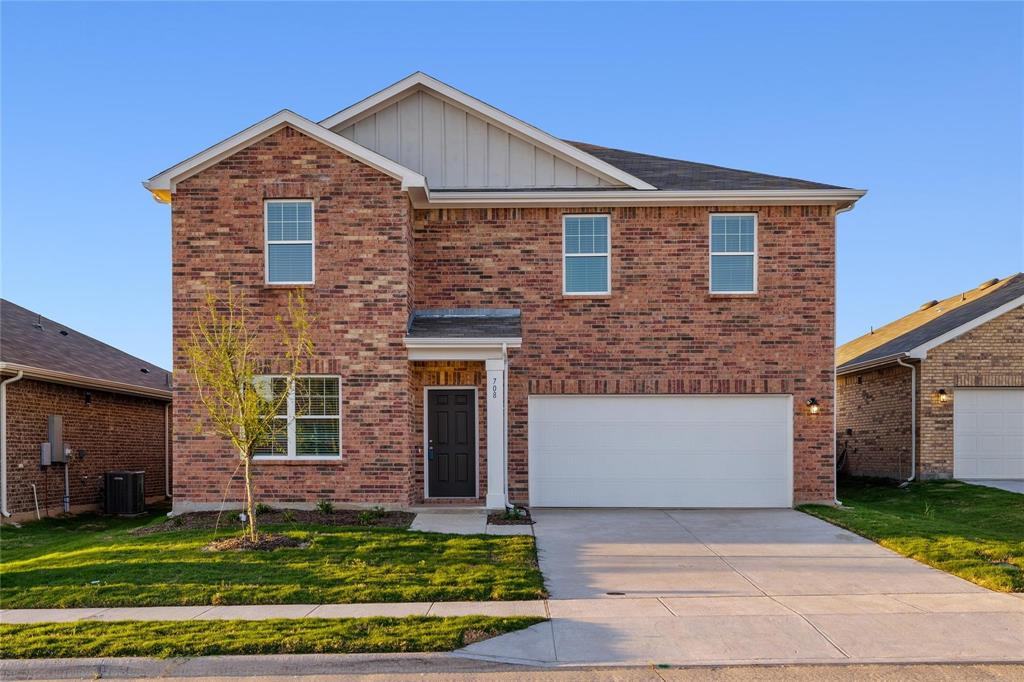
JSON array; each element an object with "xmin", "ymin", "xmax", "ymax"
[
  {"xmin": 265, "ymin": 200, "xmax": 314, "ymax": 284},
  {"xmin": 253, "ymin": 376, "xmax": 341, "ymax": 459},
  {"xmin": 563, "ymin": 214, "xmax": 611, "ymax": 295},
  {"xmin": 710, "ymin": 213, "xmax": 757, "ymax": 294}
]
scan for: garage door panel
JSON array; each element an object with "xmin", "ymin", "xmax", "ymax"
[
  {"xmin": 529, "ymin": 395, "xmax": 793, "ymax": 508},
  {"xmin": 954, "ymin": 389, "xmax": 1024, "ymax": 480}
]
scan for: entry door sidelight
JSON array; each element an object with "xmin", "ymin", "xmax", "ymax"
[{"xmin": 427, "ymin": 389, "xmax": 477, "ymax": 498}]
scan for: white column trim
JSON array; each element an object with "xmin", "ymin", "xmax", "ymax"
[{"xmin": 485, "ymin": 358, "xmax": 508, "ymax": 509}]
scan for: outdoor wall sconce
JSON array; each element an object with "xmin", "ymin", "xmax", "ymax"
[
  {"xmin": 806, "ymin": 397, "xmax": 820, "ymax": 414},
  {"xmin": 83, "ymin": 391, "xmax": 92, "ymax": 405},
  {"xmin": 937, "ymin": 388, "xmax": 949, "ymax": 403}
]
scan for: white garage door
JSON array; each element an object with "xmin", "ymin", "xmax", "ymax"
[
  {"xmin": 528, "ymin": 395, "xmax": 793, "ymax": 508},
  {"xmin": 954, "ymin": 389, "xmax": 1024, "ymax": 479}
]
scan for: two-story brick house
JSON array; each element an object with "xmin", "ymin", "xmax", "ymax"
[{"xmin": 146, "ymin": 73, "xmax": 864, "ymax": 512}]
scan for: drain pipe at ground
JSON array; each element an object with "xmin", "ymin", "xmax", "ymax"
[
  {"xmin": 1, "ymin": 370, "xmax": 25, "ymax": 518},
  {"xmin": 896, "ymin": 357, "xmax": 917, "ymax": 484}
]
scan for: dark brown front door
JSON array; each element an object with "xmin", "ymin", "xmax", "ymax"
[{"xmin": 427, "ymin": 389, "xmax": 476, "ymax": 498}]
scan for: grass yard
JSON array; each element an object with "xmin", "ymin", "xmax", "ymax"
[
  {"xmin": 0, "ymin": 511, "xmax": 546, "ymax": 608},
  {"xmin": 0, "ymin": 616, "xmax": 545, "ymax": 659},
  {"xmin": 801, "ymin": 478, "xmax": 1024, "ymax": 592}
]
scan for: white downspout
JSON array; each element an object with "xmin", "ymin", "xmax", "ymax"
[
  {"xmin": 1, "ymin": 370, "xmax": 25, "ymax": 517},
  {"xmin": 896, "ymin": 357, "xmax": 917, "ymax": 484},
  {"xmin": 164, "ymin": 402, "xmax": 171, "ymax": 498},
  {"xmin": 502, "ymin": 342, "xmax": 509, "ymax": 507}
]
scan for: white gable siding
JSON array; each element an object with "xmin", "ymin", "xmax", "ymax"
[{"xmin": 334, "ymin": 90, "xmax": 620, "ymax": 189}]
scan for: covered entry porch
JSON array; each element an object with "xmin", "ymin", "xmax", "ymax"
[{"xmin": 405, "ymin": 309, "xmax": 521, "ymax": 509}]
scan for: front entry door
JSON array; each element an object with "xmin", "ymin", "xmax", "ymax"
[{"xmin": 427, "ymin": 389, "xmax": 476, "ymax": 498}]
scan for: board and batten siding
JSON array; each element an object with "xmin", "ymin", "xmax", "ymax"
[{"xmin": 332, "ymin": 90, "xmax": 621, "ymax": 189}]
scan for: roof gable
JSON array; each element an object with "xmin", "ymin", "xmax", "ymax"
[
  {"xmin": 319, "ymin": 72, "xmax": 655, "ymax": 191},
  {"xmin": 144, "ymin": 110, "xmax": 426, "ymax": 199},
  {"xmin": 837, "ymin": 273, "xmax": 1024, "ymax": 371}
]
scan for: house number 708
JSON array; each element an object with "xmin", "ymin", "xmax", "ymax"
[{"xmin": 491, "ymin": 378, "xmax": 498, "ymax": 398}]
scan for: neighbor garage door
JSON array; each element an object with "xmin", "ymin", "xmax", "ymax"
[
  {"xmin": 528, "ymin": 395, "xmax": 793, "ymax": 508},
  {"xmin": 954, "ymin": 389, "xmax": 1024, "ymax": 479}
]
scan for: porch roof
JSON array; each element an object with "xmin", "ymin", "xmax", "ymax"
[{"xmin": 407, "ymin": 309, "xmax": 521, "ymax": 339}]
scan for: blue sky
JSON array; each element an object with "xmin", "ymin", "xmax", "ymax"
[{"xmin": 2, "ymin": 2, "xmax": 1021, "ymax": 368}]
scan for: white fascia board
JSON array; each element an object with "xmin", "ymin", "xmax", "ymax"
[
  {"xmin": 318, "ymin": 72, "xmax": 657, "ymax": 191},
  {"xmin": 144, "ymin": 110, "xmax": 426, "ymax": 194},
  {"xmin": 404, "ymin": 337, "xmax": 522, "ymax": 362},
  {"xmin": 415, "ymin": 188, "xmax": 867, "ymax": 209},
  {"xmin": 0, "ymin": 362, "xmax": 173, "ymax": 401},
  {"xmin": 404, "ymin": 337, "xmax": 522, "ymax": 348},
  {"xmin": 905, "ymin": 293, "xmax": 1024, "ymax": 360}
]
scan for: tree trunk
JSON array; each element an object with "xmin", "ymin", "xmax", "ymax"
[{"xmin": 243, "ymin": 452, "xmax": 257, "ymax": 542}]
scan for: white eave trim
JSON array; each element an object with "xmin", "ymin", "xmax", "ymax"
[
  {"xmin": 414, "ymin": 188, "xmax": 867, "ymax": 209},
  {"xmin": 0, "ymin": 362, "xmax": 173, "ymax": 400},
  {"xmin": 404, "ymin": 336, "xmax": 522, "ymax": 362},
  {"xmin": 144, "ymin": 110, "xmax": 426, "ymax": 195},
  {"xmin": 404, "ymin": 337, "xmax": 522, "ymax": 348},
  {"xmin": 318, "ymin": 72, "xmax": 656, "ymax": 191}
]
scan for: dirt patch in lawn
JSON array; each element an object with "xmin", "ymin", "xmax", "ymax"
[
  {"xmin": 133, "ymin": 509, "xmax": 415, "ymax": 536},
  {"xmin": 487, "ymin": 510, "xmax": 533, "ymax": 526},
  {"xmin": 203, "ymin": 534, "xmax": 308, "ymax": 552}
]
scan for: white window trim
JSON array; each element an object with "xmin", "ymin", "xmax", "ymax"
[
  {"xmin": 253, "ymin": 375, "xmax": 342, "ymax": 460},
  {"xmin": 264, "ymin": 199, "xmax": 316, "ymax": 285},
  {"xmin": 709, "ymin": 212, "xmax": 758, "ymax": 295},
  {"xmin": 562, "ymin": 214, "xmax": 612, "ymax": 296}
]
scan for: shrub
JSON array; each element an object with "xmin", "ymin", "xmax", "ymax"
[{"xmin": 316, "ymin": 500, "xmax": 334, "ymax": 515}]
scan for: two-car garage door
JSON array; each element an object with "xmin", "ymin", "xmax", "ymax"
[{"xmin": 528, "ymin": 395, "xmax": 793, "ymax": 508}]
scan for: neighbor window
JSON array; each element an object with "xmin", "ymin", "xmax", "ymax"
[
  {"xmin": 265, "ymin": 200, "xmax": 314, "ymax": 284},
  {"xmin": 710, "ymin": 214, "xmax": 756, "ymax": 293},
  {"xmin": 253, "ymin": 376, "xmax": 341, "ymax": 458},
  {"xmin": 563, "ymin": 215, "xmax": 610, "ymax": 295}
]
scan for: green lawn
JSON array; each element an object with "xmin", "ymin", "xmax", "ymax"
[
  {"xmin": 0, "ymin": 511, "xmax": 546, "ymax": 608},
  {"xmin": 0, "ymin": 616, "xmax": 545, "ymax": 659},
  {"xmin": 801, "ymin": 478, "xmax": 1024, "ymax": 592}
]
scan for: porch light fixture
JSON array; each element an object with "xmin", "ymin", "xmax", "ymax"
[
  {"xmin": 806, "ymin": 397, "xmax": 820, "ymax": 414},
  {"xmin": 937, "ymin": 388, "xmax": 949, "ymax": 403}
]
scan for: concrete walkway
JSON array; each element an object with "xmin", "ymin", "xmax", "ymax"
[
  {"xmin": 967, "ymin": 479, "xmax": 1024, "ymax": 494},
  {"xmin": 409, "ymin": 510, "xmax": 533, "ymax": 536}
]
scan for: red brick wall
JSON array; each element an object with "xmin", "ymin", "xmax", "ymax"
[
  {"xmin": 4, "ymin": 379, "xmax": 168, "ymax": 518},
  {"xmin": 413, "ymin": 206, "xmax": 837, "ymax": 504},
  {"xmin": 171, "ymin": 127, "xmax": 416, "ymax": 509},
  {"xmin": 836, "ymin": 366, "xmax": 913, "ymax": 479},
  {"xmin": 918, "ymin": 305, "xmax": 1024, "ymax": 478}
]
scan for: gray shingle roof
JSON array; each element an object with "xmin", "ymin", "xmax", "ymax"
[
  {"xmin": 407, "ymin": 309, "xmax": 521, "ymax": 339},
  {"xmin": 567, "ymin": 141, "xmax": 850, "ymax": 191},
  {"xmin": 1, "ymin": 299, "xmax": 171, "ymax": 396},
  {"xmin": 838, "ymin": 273, "xmax": 1024, "ymax": 371}
]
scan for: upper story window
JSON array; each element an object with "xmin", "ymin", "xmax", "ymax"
[
  {"xmin": 563, "ymin": 215, "xmax": 610, "ymax": 295},
  {"xmin": 710, "ymin": 214, "xmax": 757, "ymax": 294},
  {"xmin": 253, "ymin": 376, "xmax": 341, "ymax": 459},
  {"xmin": 265, "ymin": 200, "xmax": 314, "ymax": 284}
]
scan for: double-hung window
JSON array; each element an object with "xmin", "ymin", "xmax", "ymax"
[
  {"xmin": 710, "ymin": 214, "xmax": 757, "ymax": 294},
  {"xmin": 563, "ymin": 215, "xmax": 610, "ymax": 295},
  {"xmin": 253, "ymin": 376, "xmax": 341, "ymax": 459},
  {"xmin": 265, "ymin": 200, "xmax": 314, "ymax": 284}
]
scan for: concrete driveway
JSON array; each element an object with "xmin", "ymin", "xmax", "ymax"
[{"xmin": 458, "ymin": 509, "xmax": 1024, "ymax": 667}]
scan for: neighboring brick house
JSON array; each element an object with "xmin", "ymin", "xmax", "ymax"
[
  {"xmin": 0, "ymin": 300, "xmax": 172, "ymax": 521},
  {"xmin": 145, "ymin": 73, "xmax": 865, "ymax": 512},
  {"xmin": 837, "ymin": 274, "xmax": 1024, "ymax": 481}
]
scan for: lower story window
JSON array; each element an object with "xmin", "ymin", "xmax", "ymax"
[{"xmin": 254, "ymin": 376, "xmax": 341, "ymax": 458}]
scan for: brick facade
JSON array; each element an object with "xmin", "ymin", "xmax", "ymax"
[
  {"xmin": 170, "ymin": 126, "xmax": 839, "ymax": 509},
  {"xmin": 836, "ymin": 306, "xmax": 1024, "ymax": 480},
  {"xmin": 4, "ymin": 379, "xmax": 168, "ymax": 520},
  {"xmin": 836, "ymin": 366, "xmax": 913, "ymax": 479}
]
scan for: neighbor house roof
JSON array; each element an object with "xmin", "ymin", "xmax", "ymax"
[
  {"xmin": 568, "ymin": 141, "xmax": 848, "ymax": 192},
  {"xmin": 837, "ymin": 273, "xmax": 1024, "ymax": 374},
  {"xmin": 407, "ymin": 309, "xmax": 522, "ymax": 340},
  {"xmin": 0, "ymin": 299, "xmax": 172, "ymax": 399}
]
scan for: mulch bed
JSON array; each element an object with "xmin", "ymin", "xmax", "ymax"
[
  {"xmin": 132, "ymin": 508, "xmax": 416, "ymax": 536},
  {"xmin": 203, "ymin": 533, "xmax": 308, "ymax": 552},
  {"xmin": 487, "ymin": 509, "xmax": 534, "ymax": 526}
]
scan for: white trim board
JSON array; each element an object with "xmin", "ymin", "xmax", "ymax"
[
  {"xmin": 144, "ymin": 110, "xmax": 427, "ymax": 196},
  {"xmin": 318, "ymin": 72, "xmax": 656, "ymax": 191}
]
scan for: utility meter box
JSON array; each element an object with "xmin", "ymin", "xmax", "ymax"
[{"xmin": 41, "ymin": 415, "xmax": 68, "ymax": 465}]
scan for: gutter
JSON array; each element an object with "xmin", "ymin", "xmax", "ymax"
[
  {"xmin": 0, "ymin": 363, "xmax": 172, "ymax": 401},
  {"xmin": 1, "ymin": 370, "xmax": 25, "ymax": 517}
]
